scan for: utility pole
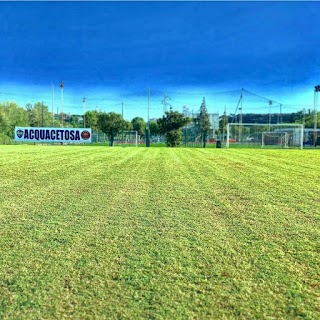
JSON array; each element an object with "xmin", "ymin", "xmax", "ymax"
[
  {"xmin": 146, "ymin": 87, "xmax": 150, "ymax": 147},
  {"xmin": 96, "ymin": 106, "xmax": 99, "ymax": 143},
  {"xmin": 239, "ymin": 89, "xmax": 243, "ymax": 142},
  {"xmin": 60, "ymin": 81, "xmax": 64, "ymax": 128},
  {"xmin": 51, "ymin": 83, "xmax": 54, "ymax": 126},
  {"xmin": 162, "ymin": 93, "xmax": 171, "ymax": 115},
  {"xmin": 122, "ymin": 102, "xmax": 124, "ymax": 145},
  {"xmin": 163, "ymin": 94, "xmax": 166, "ymax": 115},
  {"xmin": 147, "ymin": 88, "xmax": 150, "ymax": 126},
  {"xmin": 83, "ymin": 97, "xmax": 86, "ymax": 128},
  {"xmin": 122, "ymin": 102, "xmax": 124, "ymax": 118},
  {"xmin": 278, "ymin": 104, "xmax": 282, "ymax": 124},
  {"xmin": 223, "ymin": 106, "xmax": 227, "ymax": 143},
  {"xmin": 42, "ymin": 101, "xmax": 44, "ymax": 127},
  {"xmin": 268, "ymin": 100, "xmax": 272, "ymax": 131}
]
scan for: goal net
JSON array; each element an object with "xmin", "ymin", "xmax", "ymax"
[
  {"xmin": 122, "ymin": 131, "xmax": 138, "ymax": 146},
  {"xmin": 262, "ymin": 132, "xmax": 288, "ymax": 148},
  {"xmin": 226, "ymin": 123, "xmax": 304, "ymax": 149}
]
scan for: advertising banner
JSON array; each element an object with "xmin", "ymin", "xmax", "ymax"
[{"xmin": 15, "ymin": 127, "xmax": 92, "ymax": 143}]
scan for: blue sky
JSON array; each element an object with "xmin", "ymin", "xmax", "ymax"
[{"xmin": 0, "ymin": 1, "xmax": 320, "ymax": 120}]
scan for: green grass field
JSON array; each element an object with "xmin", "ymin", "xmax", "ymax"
[{"xmin": 0, "ymin": 145, "xmax": 319, "ymax": 319}]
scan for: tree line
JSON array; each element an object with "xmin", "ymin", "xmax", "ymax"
[
  {"xmin": 0, "ymin": 101, "xmax": 196, "ymax": 146},
  {"xmin": 0, "ymin": 100, "xmax": 318, "ymax": 147}
]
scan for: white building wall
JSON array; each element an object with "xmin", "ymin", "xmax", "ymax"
[{"xmin": 209, "ymin": 113, "xmax": 219, "ymax": 131}]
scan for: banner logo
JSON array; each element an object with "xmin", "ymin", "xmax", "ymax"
[
  {"xmin": 16, "ymin": 129, "xmax": 24, "ymax": 138},
  {"xmin": 81, "ymin": 130, "xmax": 91, "ymax": 140}
]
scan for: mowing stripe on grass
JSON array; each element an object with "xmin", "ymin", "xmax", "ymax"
[{"xmin": 0, "ymin": 146, "xmax": 319, "ymax": 319}]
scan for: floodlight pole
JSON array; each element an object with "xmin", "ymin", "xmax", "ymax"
[
  {"xmin": 83, "ymin": 97, "xmax": 86, "ymax": 128},
  {"xmin": 60, "ymin": 81, "xmax": 64, "ymax": 128},
  {"xmin": 42, "ymin": 101, "xmax": 44, "ymax": 127},
  {"xmin": 268, "ymin": 100, "xmax": 272, "ymax": 131},
  {"xmin": 51, "ymin": 83, "xmax": 54, "ymax": 127}
]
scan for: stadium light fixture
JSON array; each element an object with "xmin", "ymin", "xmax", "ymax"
[{"xmin": 83, "ymin": 97, "xmax": 86, "ymax": 128}]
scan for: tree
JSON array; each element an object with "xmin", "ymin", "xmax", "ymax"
[
  {"xmin": 131, "ymin": 117, "xmax": 146, "ymax": 137},
  {"xmin": 219, "ymin": 110, "xmax": 228, "ymax": 140},
  {"xmin": 157, "ymin": 110, "xmax": 190, "ymax": 147},
  {"xmin": 0, "ymin": 109, "xmax": 9, "ymax": 136},
  {"xmin": 97, "ymin": 112, "xmax": 127, "ymax": 146},
  {"xmin": 0, "ymin": 102, "xmax": 29, "ymax": 137},
  {"xmin": 125, "ymin": 120, "xmax": 133, "ymax": 131},
  {"xmin": 27, "ymin": 102, "xmax": 52, "ymax": 127},
  {"xmin": 85, "ymin": 110, "xmax": 99, "ymax": 131},
  {"xmin": 71, "ymin": 115, "xmax": 80, "ymax": 128},
  {"xmin": 197, "ymin": 98, "xmax": 211, "ymax": 148},
  {"xmin": 149, "ymin": 121, "xmax": 160, "ymax": 136}
]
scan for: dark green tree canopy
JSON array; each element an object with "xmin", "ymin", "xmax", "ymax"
[
  {"xmin": 197, "ymin": 98, "xmax": 211, "ymax": 147},
  {"xmin": 97, "ymin": 112, "xmax": 127, "ymax": 146},
  {"xmin": 157, "ymin": 110, "xmax": 190, "ymax": 147},
  {"xmin": 27, "ymin": 102, "xmax": 52, "ymax": 127},
  {"xmin": 85, "ymin": 110, "xmax": 99, "ymax": 130},
  {"xmin": 131, "ymin": 117, "xmax": 146, "ymax": 137},
  {"xmin": 158, "ymin": 111, "xmax": 190, "ymax": 133},
  {"xmin": 149, "ymin": 121, "xmax": 159, "ymax": 136},
  {"xmin": 0, "ymin": 102, "xmax": 29, "ymax": 137}
]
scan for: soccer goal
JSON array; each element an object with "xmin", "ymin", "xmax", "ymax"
[
  {"xmin": 122, "ymin": 130, "xmax": 138, "ymax": 147},
  {"xmin": 226, "ymin": 123, "xmax": 304, "ymax": 149},
  {"xmin": 262, "ymin": 132, "xmax": 288, "ymax": 148}
]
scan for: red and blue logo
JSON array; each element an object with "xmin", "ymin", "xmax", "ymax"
[{"xmin": 81, "ymin": 130, "xmax": 91, "ymax": 140}]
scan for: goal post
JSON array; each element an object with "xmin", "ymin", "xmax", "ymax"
[
  {"xmin": 226, "ymin": 123, "xmax": 304, "ymax": 149},
  {"xmin": 123, "ymin": 130, "xmax": 138, "ymax": 147}
]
